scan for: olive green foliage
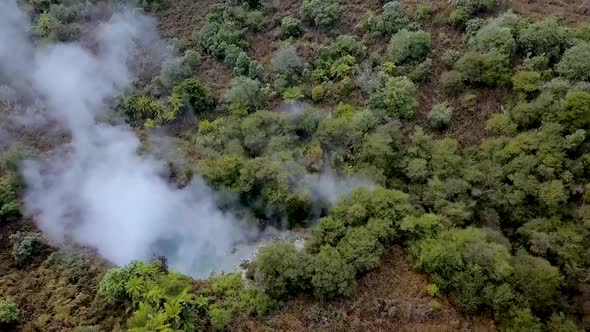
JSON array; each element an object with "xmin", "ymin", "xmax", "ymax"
[
  {"xmin": 440, "ymin": 70, "xmax": 465, "ymax": 96},
  {"xmin": 518, "ymin": 18, "xmax": 569, "ymax": 62},
  {"xmin": 454, "ymin": 51, "xmax": 511, "ymax": 87},
  {"xmin": 281, "ymin": 16, "xmax": 303, "ymax": 39},
  {"xmin": 34, "ymin": 2, "xmax": 83, "ymax": 42},
  {"xmin": 223, "ymin": 76, "xmax": 263, "ymax": 115},
  {"xmin": 512, "ymin": 70, "xmax": 541, "ymax": 94},
  {"xmin": 449, "ymin": 8, "xmax": 470, "ymax": 29},
  {"xmin": 311, "ymin": 245, "xmax": 356, "ymax": 298},
  {"xmin": 0, "ymin": 299, "xmax": 19, "ymax": 325},
  {"xmin": 414, "ymin": 3, "xmax": 433, "ymax": 22},
  {"xmin": 370, "ymin": 76, "xmax": 418, "ymax": 120},
  {"xmin": 97, "ymin": 261, "xmax": 272, "ymax": 331},
  {"xmin": 428, "ymin": 102, "xmax": 453, "ymax": 129},
  {"xmin": 451, "ymin": 0, "xmax": 500, "ymax": 14},
  {"xmin": 388, "ymin": 29, "xmax": 431, "ymax": 65},
  {"xmin": 362, "ymin": 1, "xmax": 412, "ymax": 37},
  {"xmin": 301, "ymin": 0, "xmax": 343, "ymax": 30},
  {"xmin": 0, "ymin": 175, "xmax": 20, "ymax": 223},
  {"xmin": 9, "ymin": 232, "xmax": 47, "ymax": 265},
  {"xmin": 467, "ymin": 25, "xmax": 516, "ymax": 57},
  {"xmin": 198, "ymin": 4, "xmax": 261, "ymax": 77},
  {"xmin": 251, "ymin": 187, "xmax": 414, "ymax": 299},
  {"xmin": 557, "ymin": 42, "xmax": 590, "ymax": 82},
  {"xmin": 249, "ymin": 243, "xmax": 312, "ymax": 298}
]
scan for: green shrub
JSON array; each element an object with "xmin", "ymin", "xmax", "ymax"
[
  {"xmin": 245, "ymin": 10, "xmax": 266, "ymax": 32},
  {"xmin": 223, "ymin": 76, "xmax": 263, "ymax": 115},
  {"xmin": 9, "ymin": 232, "xmax": 47, "ymax": 265},
  {"xmin": 379, "ymin": 76, "xmax": 418, "ymax": 120},
  {"xmin": 408, "ymin": 58, "xmax": 433, "ymax": 82},
  {"xmin": 557, "ymin": 42, "xmax": 590, "ymax": 82},
  {"xmin": 441, "ymin": 49, "xmax": 460, "ymax": 67},
  {"xmin": 282, "ymin": 86, "xmax": 304, "ymax": 101},
  {"xmin": 518, "ymin": 18, "xmax": 568, "ymax": 61},
  {"xmin": 428, "ymin": 102, "xmax": 453, "ymax": 129},
  {"xmin": 439, "ymin": 70, "xmax": 465, "ymax": 96},
  {"xmin": 429, "ymin": 299, "xmax": 442, "ymax": 312},
  {"xmin": 338, "ymin": 226, "xmax": 385, "ymax": 273},
  {"xmin": 311, "ymin": 246, "xmax": 356, "ymax": 299},
  {"xmin": 559, "ymin": 91, "xmax": 590, "ymax": 130},
  {"xmin": 301, "ymin": 0, "xmax": 343, "ymax": 30},
  {"xmin": 209, "ymin": 305, "xmax": 231, "ymax": 331},
  {"xmin": 271, "ymin": 44, "xmax": 304, "ymax": 82},
  {"xmin": 171, "ymin": 78, "xmax": 214, "ymax": 114},
  {"xmin": 97, "ymin": 267, "xmax": 132, "ymax": 304},
  {"xmin": 500, "ymin": 308, "xmax": 543, "ymax": 332},
  {"xmin": 455, "ymin": 51, "xmax": 510, "ymax": 87},
  {"xmin": 449, "ymin": 8, "xmax": 470, "ymax": 29},
  {"xmin": 281, "ymin": 16, "xmax": 303, "ymax": 39},
  {"xmin": 0, "ymin": 299, "xmax": 19, "ymax": 325},
  {"xmin": 250, "ymin": 242, "xmax": 312, "ymax": 298},
  {"xmin": 485, "ymin": 113, "xmax": 517, "ymax": 136},
  {"xmin": 468, "ymin": 25, "xmax": 516, "ymax": 57},
  {"xmin": 451, "ymin": 0, "xmax": 500, "ymax": 13},
  {"xmin": 0, "ymin": 178, "xmax": 20, "ymax": 222},
  {"xmin": 426, "ymin": 284, "xmax": 439, "ymax": 297},
  {"xmin": 415, "ymin": 3, "xmax": 433, "ymax": 21},
  {"xmin": 512, "ymin": 70, "xmax": 541, "ymax": 94},
  {"xmin": 311, "ymin": 84, "xmax": 326, "ymax": 102},
  {"xmin": 388, "ymin": 29, "xmax": 431, "ymax": 64}
]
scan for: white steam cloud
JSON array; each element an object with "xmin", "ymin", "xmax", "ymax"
[{"xmin": 0, "ymin": 1, "xmax": 254, "ymax": 277}]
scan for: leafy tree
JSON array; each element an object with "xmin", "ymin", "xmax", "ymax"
[
  {"xmin": 468, "ymin": 25, "xmax": 516, "ymax": 57},
  {"xmin": 372, "ymin": 76, "xmax": 418, "ymax": 120},
  {"xmin": 281, "ymin": 16, "xmax": 303, "ymax": 39},
  {"xmin": 518, "ymin": 18, "xmax": 569, "ymax": 61},
  {"xmin": 223, "ymin": 77, "xmax": 263, "ymax": 115},
  {"xmin": 510, "ymin": 251, "xmax": 563, "ymax": 311},
  {"xmin": 439, "ymin": 70, "xmax": 465, "ymax": 96},
  {"xmin": 306, "ymin": 216, "xmax": 347, "ymax": 252},
  {"xmin": 249, "ymin": 242, "xmax": 312, "ymax": 298},
  {"xmin": 9, "ymin": 232, "xmax": 47, "ymax": 265},
  {"xmin": 388, "ymin": 29, "xmax": 431, "ymax": 64},
  {"xmin": 311, "ymin": 246, "xmax": 356, "ymax": 299},
  {"xmin": 338, "ymin": 226, "xmax": 385, "ymax": 273},
  {"xmin": 557, "ymin": 42, "xmax": 590, "ymax": 82},
  {"xmin": 512, "ymin": 70, "xmax": 541, "ymax": 94},
  {"xmin": 172, "ymin": 79, "xmax": 214, "ymax": 115},
  {"xmin": 559, "ymin": 91, "xmax": 590, "ymax": 130},
  {"xmin": 428, "ymin": 102, "xmax": 453, "ymax": 129},
  {"xmin": 301, "ymin": 0, "xmax": 343, "ymax": 30},
  {"xmin": 0, "ymin": 299, "xmax": 19, "ymax": 325}
]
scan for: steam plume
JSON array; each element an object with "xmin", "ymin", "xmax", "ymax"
[{"xmin": 0, "ymin": 1, "xmax": 253, "ymax": 277}]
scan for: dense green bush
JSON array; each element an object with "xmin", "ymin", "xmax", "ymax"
[
  {"xmin": 454, "ymin": 51, "xmax": 511, "ymax": 87},
  {"xmin": 382, "ymin": 76, "xmax": 418, "ymax": 119},
  {"xmin": 387, "ymin": 29, "xmax": 431, "ymax": 64},
  {"xmin": 518, "ymin": 18, "xmax": 569, "ymax": 61},
  {"xmin": 414, "ymin": 3, "xmax": 433, "ymax": 21},
  {"xmin": 0, "ymin": 177, "xmax": 20, "ymax": 222},
  {"xmin": 249, "ymin": 243, "xmax": 312, "ymax": 298},
  {"xmin": 311, "ymin": 245, "xmax": 356, "ymax": 298},
  {"xmin": 338, "ymin": 226, "xmax": 385, "ymax": 272},
  {"xmin": 449, "ymin": 8, "xmax": 470, "ymax": 29},
  {"xmin": 557, "ymin": 42, "xmax": 590, "ymax": 82},
  {"xmin": 9, "ymin": 232, "xmax": 47, "ymax": 265},
  {"xmin": 0, "ymin": 299, "xmax": 19, "ymax": 325},
  {"xmin": 558, "ymin": 91, "xmax": 590, "ymax": 130},
  {"xmin": 171, "ymin": 79, "xmax": 214, "ymax": 115},
  {"xmin": 428, "ymin": 102, "xmax": 453, "ymax": 129},
  {"xmin": 468, "ymin": 25, "xmax": 516, "ymax": 57},
  {"xmin": 512, "ymin": 70, "xmax": 541, "ymax": 94},
  {"xmin": 301, "ymin": 0, "xmax": 343, "ymax": 30},
  {"xmin": 223, "ymin": 77, "xmax": 263, "ymax": 115},
  {"xmin": 281, "ymin": 16, "xmax": 303, "ymax": 39},
  {"xmin": 451, "ymin": 0, "xmax": 500, "ymax": 14},
  {"xmin": 440, "ymin": 70, "xmax": 465, "ymax": 96}
]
